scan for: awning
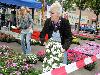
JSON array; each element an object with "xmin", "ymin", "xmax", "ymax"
[
  {"xmin": 16, "ymin": 0, "xmax": 42, "ymax": 9},
  {"xmin": 0, "ymin": 0, "xmax": 18, "ymax": 5},
  {"xmin": 0, "ymin": 0, "xmax": 42, "ymax": 9}
]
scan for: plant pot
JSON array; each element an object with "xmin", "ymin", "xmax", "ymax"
[{"xmin": 84, "ymin": 62, "xmax": 96, "ymax": 71}]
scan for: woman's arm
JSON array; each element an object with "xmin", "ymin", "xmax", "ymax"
[
  {"xmin": 62, "ymin": 19, "xmax": 72, "ymax": 50},
  {"xmin": 39, "ymin": 19, "xmax": 50, "ymax": 45}
]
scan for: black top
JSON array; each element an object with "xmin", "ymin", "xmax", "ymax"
[{"xmin": 40, "ymin": 17, "xmax": 72, "ymax": 50}]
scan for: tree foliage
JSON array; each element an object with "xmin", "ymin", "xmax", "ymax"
[
  {"xmin": 63, "ymin": 0, "xmax": 75, "ymax": 11},
  {"xmin": 88, "ymin": 0, "xmax": 100, "ymax": 16},
  {"xmin": 38, "ymin": 0, "xmax": 75, "ymax": 11},
  {"xmin": 87, "ymin": 0, "xmax": 100, "ymax": 34},
  {"xmin": 74, "ymin": 0, "xmax": 88, "ymax": 10},
  {"xmin": 70, "ymin": 0, "xmax": 89, "ymax": 33},
  {"xmin": 37, "ymin": 0, "xmax": 56, "ymax": 5}
]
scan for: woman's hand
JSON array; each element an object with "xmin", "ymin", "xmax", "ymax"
[
  {"xmin": 39, "ymin": 38, "xmax": 45, "ymax": 46},
  {"xmin": 61, "ymin": 48, "xmax": 65, "ymax": 53}
]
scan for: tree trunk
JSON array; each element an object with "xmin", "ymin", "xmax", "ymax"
[
  {"xmin": 32, "ymin": 8, "xmax": 34, "ymax": 20},
  {"xmin": 77, "ymin": 9, "xmax": 81, "ymax": 34}
]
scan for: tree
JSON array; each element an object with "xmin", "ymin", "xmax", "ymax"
[
  {"xmin": 88, "ymin": 0, "xmax": 100, "ymax": 35},
  {"xmin": 37, "ymin": 0, "xmax": 56, "ymax": 25},
  {"xmin": 38, "ymin": 0, "xmax": 56, "ymax": 5},
  {"xmin": 63, "ymin": 0, "xmax": 75, "ymax": 11},
  {"xmin": 73, "ymin": 0, "xmax": 88, "ymax": 33}
]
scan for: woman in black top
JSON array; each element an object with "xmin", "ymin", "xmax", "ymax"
[{"xmin": 40, "ymin": 1, "xmax": 72, "ymax": 72}]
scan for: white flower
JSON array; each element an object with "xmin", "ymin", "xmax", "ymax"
[
  {"xmin": 61, "ymin": 48, "xmax": 65, "ymax": 52},
  {"xmin": 47, "ymin": 66, "xmax": 51, "ymax": 71},
  {"xmin": 43, "ymin": 66, "xmax": 49, "ymax": 72},
  {"xmin": 54, "ymin": 57, "xmax": 59, "ymax": 61},
  {"xmin": 43, "ymin": 61, "xmax": 45, "ymax": 63},
  {"xmin": 43, "ymin": 68, "xmax": 47, "ymax": 73},
  {"xmin": 58, "ymin": 53, "xmax": 63, "ymax": 57},
  {"xmin": 42, "ymin": 40, "xmax": 64, "ymax": 73},
  {"xmin": 51, "ymin": 47, "xmax": 54, "ymax": 52},
  {"xmin": 52, "ymin": 63, "xmax": 58, "ymax": 69},
  {"xmin": 47, "ymin": 43, "xmax": 51, "ymax": 46},
  {"xmin": 49, "ymin": 58, "xmax": 54, "ymax": 63},
  {"xmin": 44, "ymin": 57, "xmax": 47, "ymax": 62},
  {"xmin": 45, "ymin": 45, "xmax": 49, "ymax": 49},
  {"xmin": 52, "ymin": 51, "xmax": 57, "ymax": 55},
  {"xmin": 60, "ymin": 63, "xmax": 66, "ymax": 67},
  {"xmin": 46, "ymin": 49, "xmax": 50, "ymax": 53},
  {"xmin": 48, "ymin": 60, "xmax": 52, "ymax": 65},
  {"xmin": 50, "ymin": 42, "xmax": 53, "ymax": 46},
  {"xmin": 42, "ymin": 64, "xmax": 45, "ymax": 68},
  {"xmin": 31, "ymin": 39, "xmax": 36, "ymax": 42},
  {"xmin": 50, "ymin": 55, "xmax": 53, "ymax": 58},
  {"xmin": 57, "ymin": 49, "xmax": 61, "ymax": 53}
]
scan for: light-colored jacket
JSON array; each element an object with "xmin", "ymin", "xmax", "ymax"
[{"xmin": 19, "ymin": 13, "xmax": 34, "ymax": 34}]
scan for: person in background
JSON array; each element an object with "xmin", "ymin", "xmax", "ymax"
[
  {"xmin": 75, "ymin": 23, "xmax": 78, "ymax": 30},
  {"xmin": 39, "ymin": 1, "xmax": 72, "ymax": 72},
  {"xmin": 18, "ymin": 6, "xmax": 34, "ymax": 55}
]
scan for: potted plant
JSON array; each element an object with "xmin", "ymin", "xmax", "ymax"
[
  {"xmin": 72, "ymin": 36, "xmax": 80, "ymax": 45},
  {"xmin": 25, "ymin": 54, "xmax": 38, "ymax": 64},
  {"xmin": 84, "ymin": 62, "xmax": 96, "ymax": 71},
  {"xmin": 37, "ymin": 50, "xmax": 46, "ymax": 62}
]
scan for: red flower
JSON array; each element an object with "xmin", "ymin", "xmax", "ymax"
[{"xmin": 67, "ymin": 49, "xmax": 87, "ymax": 62}]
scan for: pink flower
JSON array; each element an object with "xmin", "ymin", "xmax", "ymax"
[
  {"xmin": 24, "ymin": 64, "xmax": 29, "ymax": 70},
  {"xmin": 95, "ymin": 72, "xmax": 100, "ymax": 75},
  {"xmin": 37, "ymin": 50, "xmax": 46, "ymax": 57},
  {"xmin": 68, "ymin": 50, "xmax": 87, "ymax": 62},
  {"xmin": 12, "ymin": 63, "xmax": 17, "ymax": 67}
]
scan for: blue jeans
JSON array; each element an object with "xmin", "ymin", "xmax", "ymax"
[
  {"xmin": 63, "ymin": 51, "xmax": 67, "ymax": 64},
  {"xmin": 21, "ymin": 33, "xmax": 31, "ymax": 54}
]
